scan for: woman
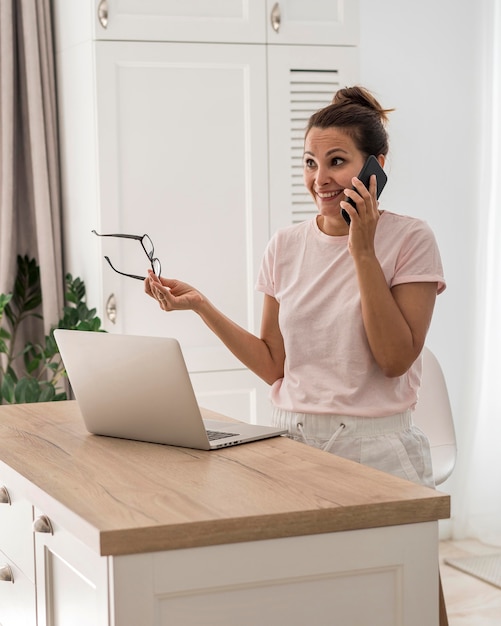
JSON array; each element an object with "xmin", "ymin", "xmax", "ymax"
[{"xmin": 145, "ymin": 85, "xmax": 445, "ymax": 488}]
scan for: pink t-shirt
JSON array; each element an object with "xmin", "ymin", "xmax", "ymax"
[{"xmin": 255, "ymin": 212, "xmax": 446, "ymax": 417}]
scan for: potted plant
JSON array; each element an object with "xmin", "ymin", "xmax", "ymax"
[{"xmin": 0, "ymin": 255, "xmax": 104, "ymax": 404}]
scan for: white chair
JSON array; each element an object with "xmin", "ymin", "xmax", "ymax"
[
  {"xmin": 413, "ymin": 347, "xmax": 456, "ymax": 626},
  {"xmin": 413, "ymin": 346, "xmax": 457, "ymax": 486}
]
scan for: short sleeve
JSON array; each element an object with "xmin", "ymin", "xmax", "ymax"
[
  {"xmin": 255, "ymin": 234, "xmax": 278, "ymax": 297},
  {"xmin": 391, "ymin": 220, "xmax": 446, "ymax": 294}
]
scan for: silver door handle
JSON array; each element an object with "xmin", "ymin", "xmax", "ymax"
[
  {"xmin": 98, "ymin": 0, "xmax": 108, "ymax": 29},
  {"xmin": 33, "ymin": 515, "xmax": 54, "ymax": 535},
  {"xmin": 106, "ymin": 293, "xmax": 117, "ymax": 324},
  {"xmin": 270, "ymin": 3, "xmax": 281, "ymax": 33},
  {"xmin": 0, "ymin": 564, "xmax": 14, "ymax": 583},
  {"xmin": 0, "ymin": 486, "xmax": 11, "ymax": 505}
]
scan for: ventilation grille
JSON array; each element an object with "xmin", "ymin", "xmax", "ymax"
[{"xmin": 290, "ymin": 69, "xmax": 342, "ymax": 223}]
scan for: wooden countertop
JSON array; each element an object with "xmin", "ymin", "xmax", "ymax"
[{"xmin": 0, "ymin": 401, "xmax": 449, "ymax": 557}]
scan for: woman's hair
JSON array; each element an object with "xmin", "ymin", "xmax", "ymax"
[{"xmin": 305, "ymin": 86, "xmax": 393, "ymax": 157}]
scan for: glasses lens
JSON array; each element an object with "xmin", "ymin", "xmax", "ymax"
[
  {"xmin": 142, "ymin": 234, "xmax": 154, "ymax": 259},
  {"xmin": 151, "ymin": 258, "xmax": 161, "ymax": 276}
]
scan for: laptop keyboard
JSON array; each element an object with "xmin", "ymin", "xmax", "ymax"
[{"xmin": 206, "ymin": 429, "xmax": 239, "ymax": 441}]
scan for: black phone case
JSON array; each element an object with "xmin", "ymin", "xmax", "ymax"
[{"xmin": 341, "ymin": 155, "xmax": 388, "ymax": 225}]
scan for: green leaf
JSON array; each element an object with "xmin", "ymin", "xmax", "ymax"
[
  {"xmin": 1, "ymin": 256, "xmax": 104, "ymax": 404},
  {"xmin": 4, "ymin": 256, "xmax": 42, "ymax": 332},
  {"xmin": 14, "ymin": 378, "xmax": 42, "ymax": 404},
  {"xmin": 26, "ymin": 356, "xmax": 41, "ymax": 374},
  {"xmin": 38, "ymin": 383, "xmax": 56, "ymax": 403},
  {"xmin": 0, "ymin": 293, "xmax": 13, "ymax": 313},
  {"xmin": 1, "ymin": 373, "xmax": 15, "ymax": 404},
  {"xmin": 6, "ymin": 366, "xmax": 18, "ymax": 383},
  {"xmin": 24, "ymin": 294, "xmax": 43, "ymax": 312}
]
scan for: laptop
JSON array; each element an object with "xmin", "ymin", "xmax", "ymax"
[{"xmin": 53, "ymin": 329, "xmax": 287, "ymax": 450}]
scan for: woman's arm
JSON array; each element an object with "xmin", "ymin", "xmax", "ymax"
[
  {"xmin": 145, "ymin": 272, "xmax": 285, "ymax": 384},
  {"xmin": 343, "ymin": 176, "xmax": 438, "ymax": 377},
  {"xmin": 356, "ymin": 260, "xmax": 436, "ymax": 377}
]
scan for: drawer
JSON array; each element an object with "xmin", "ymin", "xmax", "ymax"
[
  {"xmin": 0, "ymin": 483, "xmax": 34, "ymax": 582},
  {"xmin": 34, "ymin": 512, "xmax": 110, "ymax": 626},
  {"xmin": 0, "ymin": 550, "xmax": 36, "ymax": 626}
]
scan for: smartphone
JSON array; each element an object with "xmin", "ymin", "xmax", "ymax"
[{"xmin": 341, "ymin": 155, "xmax": 388, "ymax": 225}]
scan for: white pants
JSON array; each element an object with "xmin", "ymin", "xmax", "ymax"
[{"xmin": 272, "ymin": 407, "xmax": 435, "ymax": 489}]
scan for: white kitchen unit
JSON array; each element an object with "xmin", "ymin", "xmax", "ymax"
[
  {"xmin": 51, "ymin": 1, "xmax": 359, "ymax": 422},
  {"xmin": 0, "ymin": 401, "xmax": 449, "ymax": 626},
  {"xmin": 87, "ymin": 0, "xmax": 359, "ymax": 45},
  {"xmin": 0, "ymin": 486, "xmax": 36, "ymax": 626}
]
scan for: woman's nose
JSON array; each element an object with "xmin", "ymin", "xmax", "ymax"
[{"xmin": 315, "ymin": 164, "xmax": 331, "ymax": 186}]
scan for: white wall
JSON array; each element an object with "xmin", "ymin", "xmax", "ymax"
[{"xmin": 359, "ymin": 0, "xmax": 489, "ymax": 517}]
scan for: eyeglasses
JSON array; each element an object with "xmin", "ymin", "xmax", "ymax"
[{"xmin": 91, "ymin": 230, "xmax": 161, "ymax": 281}]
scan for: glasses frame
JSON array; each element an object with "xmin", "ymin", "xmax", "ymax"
[{"xmin": 91, "ymin": 230, "xmax": 161, "ymax": 281}]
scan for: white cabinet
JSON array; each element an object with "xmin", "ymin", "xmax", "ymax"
[
  {"xmin": 0, "ymin": 556, "xmax": 36, "ymax": 626},
  {"xmin": 34, "ymin": 512, "xmax": 108, "ymax": 626},
  {"xmin": 111, "ymin": 524, "xmax": 440, "ymax": 626},
  {"xmin": 0, "ymin": 483, "xmax": 36, "ymax": 626},
  {"xmin": 1, "ymin": 495, "xmax": 442, "ymax": 626},
  {"xmin": 0, "ymin": 403, "xmax": 448, "ymax": 626},
  {"xmin": 191, "ymin": 369, "xmax": 272, "ymax": 425},
  {"xmin": 89, "ymin": 0, "xmax": 358, "ymax": 45},
  {"xmin": 0, "ymin": 477, "xmax": 108, "ymax": 626},
  {"xmin": 93, "ymin": 0, "xmax": 266, "ymax": 43},
  {"xmin": 52, "ymin": 0, "xmax": 359, "ymax": 422},
  {"xmin": 264, "ymin": 0, "xmax": 359, "ymax": 45},
  {"xmin": 93, "ymin": 41, "xmax": 269, "ymax": 358},
  {"xmin": 267, "ymin": 44, "xmax": 359, "ymax": 233}
]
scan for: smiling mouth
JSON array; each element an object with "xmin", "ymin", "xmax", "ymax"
[{"xmin": 316, "ymin": 190, "xmax": 343, "ymax": 199}]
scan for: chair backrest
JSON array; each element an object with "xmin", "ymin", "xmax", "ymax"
[{"xmin": 412, "ymin": 347, "xmax": 457, "ymax": 486}]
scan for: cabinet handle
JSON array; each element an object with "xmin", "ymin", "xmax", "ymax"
[
  {"xmin": 270, "ymin": 3, "xmax": 281, "ymax": 33},
  {"xmin": 0, "ymin": 486, "xmax": 11, "ymax": 505},
  {"xmin": 33, "ymin": 515, "xmax": 53, "ymax": 535},
  {"xmin": 0, "ymin": 564, "xmax": 14, "ymax": 583},
  {"xmin": 97, "ymin": 0, "xmax": 108, "ymax": 29},
  {"xmin": 106, "ymin": 293, "xmax": 117, "ymax": 324}
]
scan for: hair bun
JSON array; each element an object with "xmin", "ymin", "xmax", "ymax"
[{"xmin": 333, "ymin": 86, "xmax": 393, "ymax": 124}]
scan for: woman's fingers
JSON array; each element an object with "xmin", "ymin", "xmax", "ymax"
[{"xmin": 342, "ymin": 175, "xmax": 378, "ymax": 220}]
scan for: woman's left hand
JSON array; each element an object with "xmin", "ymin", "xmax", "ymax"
[{"xmin": 341, "ymin": 173, "xmax": 380, "ymax": 257}]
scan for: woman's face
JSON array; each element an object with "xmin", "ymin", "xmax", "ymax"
[{"xmin": 303, "ymin": 126, "xmax": 366, "ymax": 221}]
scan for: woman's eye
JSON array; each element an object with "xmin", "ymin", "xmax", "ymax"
[
  {"xmin": 304, "ymin": 158, "xmax": 316, "ymax": 168},
  {"xmin": 331, "ymin": 157, "xmax": 344, "ymax": 166}
]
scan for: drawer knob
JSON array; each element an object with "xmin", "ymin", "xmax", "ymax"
[
  {"xmin": 0, "ymin": 486, "xmax": 11, "ymax": 505},
  {"xmin": 33, "ymin": 515, "xmax": 53, "ymax": 534},
  {"xmin": 106, "ymin": 293, "xmax": 117, "ymax": 324},
  {"xmin": 270, "ymin": 2, "xmax": 281, "ymax": 33},
  {"xmin": 98, "ymin": 0, "xmax": 108, "ymax": 28},
  {"xmin": 0, "ymin": 564, "xmax": 14, "ymax": 583}
]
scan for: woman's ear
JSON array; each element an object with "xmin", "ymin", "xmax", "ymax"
[{"xmin": 377, "ymin": 154, "xmax": 386, "ymax": 169}]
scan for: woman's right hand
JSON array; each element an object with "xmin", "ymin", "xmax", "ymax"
[{"xmin": 144, "ymin": 270, "xmax": 204, "ymax": 312}]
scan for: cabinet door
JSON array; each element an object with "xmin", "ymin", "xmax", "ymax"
[
  {"xmin": 0, "ymin": 483, "xmax": 34, "ymax": 582},
  {"xmin": 0, "ymin": 552, "xmax": 36, "ymax": 626},
  {"xmin": 34, "ymin": 512, "xmax": 109, "ymax": 626},
  {"xmin": 267, "ymin": 45, "xmax": 359, "ymax": 233},
  {"xmin": 265, "ymin": 0, "xmax": 359, "ymax": 45},
  {"xmin": 94, "ymin": 0, "xmax": 267, "ymax": 43},
  {"xmin": 93, "ymin": 42, "xmax": 269, "ymax": 375},
  {"xmin": 110, "ymin": 523, "xmax": 439, "ymax": 626},
  {"xmin": 191, "ymin": 369, "xmax": 272, "ymax": 425},
  {"xmin": 92, "ymin": 1, "xmax": 358, "ymax": 46}
]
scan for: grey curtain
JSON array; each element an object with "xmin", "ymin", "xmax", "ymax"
[{"xmin": 0, "ymin": 0, "xmax": 63, "ymax": 334}]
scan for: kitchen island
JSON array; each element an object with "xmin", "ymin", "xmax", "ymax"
[{"xmin": 0, "ymin": 401, "xmax": 449, "ymax": 625}]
